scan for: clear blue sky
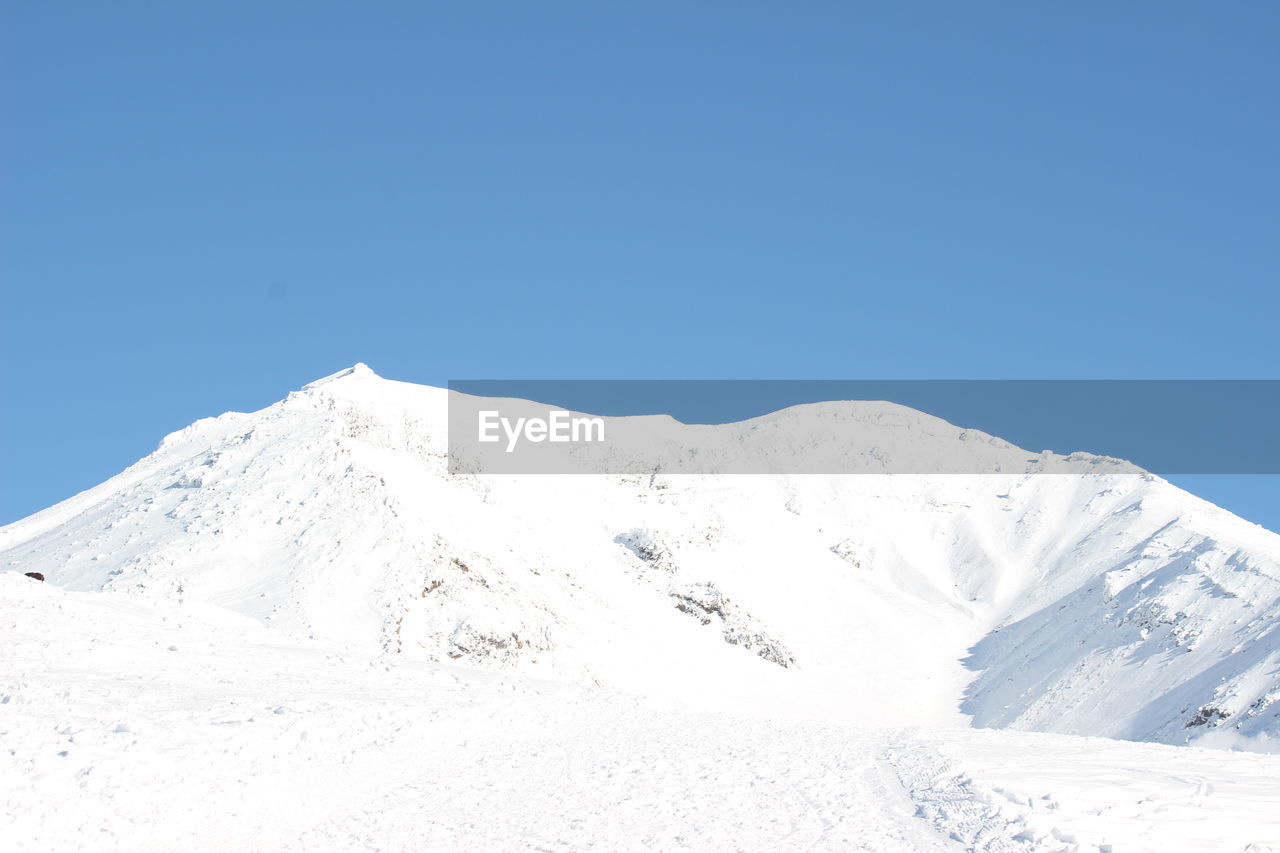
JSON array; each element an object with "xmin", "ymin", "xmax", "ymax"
[{"xmin": 2, "ymin": 2, "xmax": 1277, "ymax": 529}]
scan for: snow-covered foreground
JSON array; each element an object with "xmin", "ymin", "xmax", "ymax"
[
  {"xmin": 5, "ymin": 575, "xmax": 1280, "ymax": 852},
  {"xmin": 892, "ymin": 729, "xmax": 1280, "ymax": 852}
]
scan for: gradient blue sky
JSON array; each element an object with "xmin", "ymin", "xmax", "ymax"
[{"xmin": 2, "ymin": 3, "xmax": 1277, "ymax": 529}]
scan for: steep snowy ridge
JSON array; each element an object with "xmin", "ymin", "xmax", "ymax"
[
  {"xmin": 4, "ymin": 364, "xmax": 1280, "ymax": 751},
  {"xmin": 965, "ymin": 516, "xmax": 1280, "ymax": 747}
]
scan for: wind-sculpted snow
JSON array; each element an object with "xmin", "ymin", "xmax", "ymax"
[
  {"xmin": 963, "ymin": 525, "xmax": 1280, "ymax": 747},
  {"xmin": 3, "ymin": 363, "xmax": 1280, "ymax": 760}
]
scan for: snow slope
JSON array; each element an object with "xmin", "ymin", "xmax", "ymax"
[
  {"xmin": 4, "ymin": 573, "xmax": 1279, "ymax": 852},
  {"xmin": 3, "ymin": 364, "xmax": 1280, "ymax": 850}
]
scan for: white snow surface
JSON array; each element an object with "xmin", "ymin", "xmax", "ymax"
[{"xmin": 3, "ymin": 364, "xmax": 1280, "ymax": 851}]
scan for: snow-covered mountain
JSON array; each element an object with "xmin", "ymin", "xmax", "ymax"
[{"xmin": 4, "ymin": 364, "xmax": 1280, "ymax": 752}]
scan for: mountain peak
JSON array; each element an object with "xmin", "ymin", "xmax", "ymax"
[{"xmin": 302, "ymin": 363, "xmax": 379, "ymax": 390}]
